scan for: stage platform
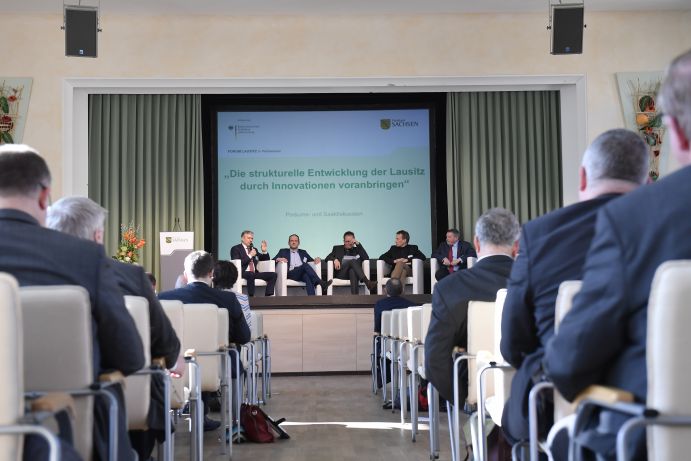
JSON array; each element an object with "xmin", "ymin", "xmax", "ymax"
[{"xmin": 249, "ymin": 293, "xmax": 432, "ymax": 373}]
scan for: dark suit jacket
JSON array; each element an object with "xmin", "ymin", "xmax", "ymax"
[
  {"xmin": 158, "ymin": 281, "xmax": 251, "ymax": 345},
  {"xmin": 109, "ymin": 260, "xmax": 180, "ymax": 368},
  {"xmin": 273, "ymin": 248, "xmax": 314, "ymax": 266},
  {"xmin": 325, "ymin": 244, "xmax": 370, "ymax": 263},
  {"xmin": 374, "ymin": 295, "xmax": 416, "ymax": 333},
  {"xmin": 379, "ymin": 244, "xmax": 426, "ymax": 266},
  {"xmin": 499, "ymin": 194, "xmax": 620, "ymax": 441},
  {"xmin": 424, "ymin": 255, "xmax": 513, "ymax": 403},
  {"xmin": 545, "ymin": 165, "xmax": 691, "ymax": 458},
  {"xmin": 0, "ymin": 209, "xmax": 144, "ymax": 378},
  {"xmin": 230, "ymin": 243, "xmax": 271, "ymax": 272},
  {"xmin": 431, "ymin": 240, "xmax": 476, "ymax": 271}
]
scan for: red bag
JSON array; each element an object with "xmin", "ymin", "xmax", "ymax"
[{"xmin": 240, "ymin": 404, "xmax": 274, "ymax": 443}]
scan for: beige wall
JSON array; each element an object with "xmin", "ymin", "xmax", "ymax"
[{"xmin": 4, "ymin": 10, "xmax": 691, "ymax": 195}]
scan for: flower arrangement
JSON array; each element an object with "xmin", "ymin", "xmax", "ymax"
[{"xmin": 114, "ymin": 222, "xmax": 146, "ymax": 264}]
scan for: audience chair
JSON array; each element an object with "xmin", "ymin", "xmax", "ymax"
[
  {"xmin": 275, "ymin": 261, "xmax": 322, "ymax": 296},
  {"xmin": 569, "ymin": 261, "xmax": 691, "ymax": 461},
  {"xmin": 21, "ymin": 285, "xmax": 124, "ymax": 461},
  {"xmin": 450, "ymin": 300, "xmax": 496, "ymax": 461},
  {"xmin": 326, "ymin": 260, "xmax": 372, "ymax": 295},
  {"xmin": 410, "ymin": 303, "xmax": 434, "ymax": 444},
  {"xmin": 0, "ymin": 274, "xmax": 63, "ymax": 461},
  {"xmin": 122, "ymin": 296, "xmax": 152, "ymax": 432},
  {"xmin": 379, "ymin": 311, "xmax": 393, "ymax": 404},
  {"xmin": 525, "ymin": 281, "xmax": 582, "ymax": 461},
  {"xmin": 376, "ymin": 258, "xmax": 424, "ymax": 295},
  {"xmin": 230, "ymin": 259, "xmax": 276, "ymax": 296},
  {"xmin": 215, "ymin": 308, "xmax": 235, "ymax": 455}
]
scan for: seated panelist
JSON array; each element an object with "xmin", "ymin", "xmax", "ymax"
[
  {"xmin": 230, "ymin": 230, "xmax": 277, "ymax": 296},
  {"xmin": 325, "ymin": 231, "xmax": 377, "ymax": 294},
  {"xmin": 274, "ymin": 234, "xmax": 331, "ymax": 296}
]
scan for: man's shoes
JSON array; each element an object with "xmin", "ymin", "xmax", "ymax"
[
  {"xmin": 203, "ymin": 416, "xmax": 221, "ymax": 432},
  {"xmin": 320, "ymin": 279, "xmax": 333, "ymax": 294},
  {"xmin": 365, "ymin": 280, "xmax": 378, "ymax": 293},
  {"xmin": 382, "ymin": 401, "xmax": 393, "ymax": 410}
]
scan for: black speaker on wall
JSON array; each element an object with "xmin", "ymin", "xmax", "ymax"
[
  {"xmin": 65, "ymin": 6, "xmax": 99, "ymax": 58},
  {"xmin": 551, "ymin": 5, "xmax": 584, "ymax": 55}
]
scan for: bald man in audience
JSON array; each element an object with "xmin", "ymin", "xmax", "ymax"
[
  {"xmin": 499, "ymin": 129, "xmax": 649, "ymax": 447},
  {"xmin": 544, "ymin": 48, "xmax": 691, "ymax": 460},
  {"xmin": 0, "ymin": 144, "xmax": 144, "ymax": 461},
  {"xmin": 47, "ymin": 196, "xmax": 183, "ymax": 461},
  {"xmin": 425, "ymin": 208, "xmax": 520, "ymax": 405}
]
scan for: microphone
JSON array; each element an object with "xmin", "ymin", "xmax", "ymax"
[{"xmin": 248, "ymin": 243, "xmax": 254, "ymax": 251}]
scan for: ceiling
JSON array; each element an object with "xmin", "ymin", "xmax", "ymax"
[{"xmin": 4, "ymin": 0, "xmax": 691, "ymax": 16}]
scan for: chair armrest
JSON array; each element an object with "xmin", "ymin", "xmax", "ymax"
[
  {"xmin": 275, "ymin": 261, "xmax": 288, "ymax": 296},
  {"xmin": 257, "ymin": 260, "xmax": 275, "ymax": 272},
  {"xmin": 29, "ymin": 393, "xmax": 76, "ymax": 420},
  {"xmin": 411, "ymin": 258, "xmax": 423, "ymax": 274},
  {"xmin": 151, "ymin": 357, "xmax": 166, "ymax": 369},
  {"xmin": 98, "ymin": 371, "xmax": 125, "ymax": 384}
]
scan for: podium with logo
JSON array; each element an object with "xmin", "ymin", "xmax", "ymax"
[{"xmin": 159, "ymin": 232, "xmax": 194, "ymax": 291}]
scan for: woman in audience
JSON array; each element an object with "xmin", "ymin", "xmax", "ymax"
[{"xmin": 213, "ymin": 260, "xmax": 252, "ymax": 329}]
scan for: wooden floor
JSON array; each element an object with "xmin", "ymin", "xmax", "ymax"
[{"xmin": 172, "ymin": 375, "xmax": 457, "ymax": 461}]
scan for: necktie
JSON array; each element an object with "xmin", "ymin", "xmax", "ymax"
[
  {"xmin": 448, "ymin": 245, "xmax": 454, "ymax": 273},
  {"xmin": 247, "ymin": 247, "xmax": 255, "ymax": 272}
]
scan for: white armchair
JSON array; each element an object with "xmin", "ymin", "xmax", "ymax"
[
  {"xmin": 231, "ymin": 259, "xmax": 276, "ymax": 295},
  {"xmin": 326, "ymin": 259, "xmax": 372, "ymax": 295},
  {"xmin": 376, "ymin": 258, "xmax": 424, "ymax": 295},
  {"xmin": 275, "ymin": 260, "xmax": 322, "ymax": 296}
]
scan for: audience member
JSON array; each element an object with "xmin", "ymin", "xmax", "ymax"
[
  {"xmin": 425, "ymin": 208, "xmax": 519, "ymax": 404},
  {"xmin": 46, "ymin": 196, "xmax": 183, "ymax": 460},
  {"xmin": 213, "ymin": 259, "xmax": 252, "ymax": 329},
  {"xmin": 374, "ymin": 278, "xmax": 416, "ymax": 395},
  {"xmin": 274, "ymin": 234, "xmax": 331, "ymax": 295},
  {"xmin": 325, "ymin": 231, "xmax": 377, "ymax": 294},
  {"xmin": 499, "ymin": 129, "xmax": 649, "ymax": 446},
  {"xmin": 379, "ymin": 230, "xmax": 426, "ymax": 286},
  {"xmin": 0, "ymin": 144, "xmax": 144, "ymax": 461},
  {"xmin": 230, "ymin": 230, "xmax": 277, "ymax": 296},
  {"xmin": 431, "ymin": 228, "xmax": 476, "ymax": 281},
  {"xmin": 544, "ymin": 48, "xmax": 691, "ymax": 460},
  {"xmin": 159, "ymin": 250, "xmax": 251, "ymax": 431},
  {"xmin": 146, "ymin": 271, "xmax": 157, "ymax": 292}
]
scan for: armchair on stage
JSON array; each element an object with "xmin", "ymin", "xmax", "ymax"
[
  {"xmin": 326, "ymin": 260, "xmax": 373, "ymax": 295},
  {"xmin": 275, "ymin": 261, "xmax": 323, "ymax": 296},
  {"xmin": 376, "ymin": 259, "xmax": 424, "ymax": 295},
  {"xmin": 230, "ymin": 259, "xmax": 276, "ymax": 296}
]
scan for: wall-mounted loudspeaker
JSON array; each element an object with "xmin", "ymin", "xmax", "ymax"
[
  {"xmin": 65, "ymin": 6, "xmax": 99, "ymax": 58},
  {"xmin": 550, "ymin": 5, "xmax": 584, "ymax": 55}
]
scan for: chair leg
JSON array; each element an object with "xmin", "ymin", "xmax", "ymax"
[
  {"xmin": 447, "ymin": 401, "xmax": 458, "ymax": 461},
  {"xmin": 411, "ymin": 345, "xmax": 420, "ymax": 442},
  {"xmin": 399, "ymin": 341, "xmax": 408, "ymax": 423},
  {"xmin": 428, "ymin": 382, "xmax": 440, "ymax": 460}
]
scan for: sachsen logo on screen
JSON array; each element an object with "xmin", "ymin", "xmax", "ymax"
[{"xmin": 380, "ymin": 119, "xmax": 419, "ymax": 130}]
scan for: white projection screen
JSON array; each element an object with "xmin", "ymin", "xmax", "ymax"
[{"xmin": 215, "ymin": 107, "xmax": 435, "ymax": 261}]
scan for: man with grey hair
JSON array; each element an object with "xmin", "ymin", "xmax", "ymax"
[
  {"xmin": 425, "ymin": 207, "xmax": 520, "ymax": 404},
  {"xmin": 47, "ymin": 196, "xmax": 182, "ymax": 460},
  {"xmin": 499, "ymin": 128, "xmax": 649, "ymax": 447},
  {"xmin": 0, "ymin": 144, "xmax": 144, "ymax": 461},
  {"xmin": 545, "ymin": 49, "xmax": 691, "ymax": 459}
]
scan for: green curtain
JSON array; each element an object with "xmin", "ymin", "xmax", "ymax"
[
  {"xmin": 88, "ymin": 94, "xmax": 204, "ymax": 281},
  {"xmin": 446, "ymin": 91, "xmax": 562, "ymax": 239}
]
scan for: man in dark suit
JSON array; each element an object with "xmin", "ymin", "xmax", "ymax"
[
  {"xmin": 499, "ymin": 129, "xmax": 649, "ymax": 446},
  {"xmin": 374, "ymin": 278, "xmax": 416, "ymax": 392},
  {"xmin": 431, "ymin": 228, "xmax": 476, "ymax": 281},
  {"xmin": 544, "ymin": 49, "xmax": 691, "ymax": 460},
  {"xmin": 379, "ymin": 230, "xmax": 426, "ymax": 285},
  {"xmin": 0, "ymin": 145, "xmax": 145, "ymax": 461},
  {"xmin": 230, "ymin": 230, "xmax": 277, "ymax": 296},
  {"xmin": 159, "ymin": 250, "xmax": 251, "ymax": 430},
  {"xmin": 325, "ymin": 231, "xmax": 377, "ymax": 294},
  {"xmin": 274, "ymin": 233, "xmax": 331, "ymax": 295},
  {"xmin": 46, "ymin": 196, "xmax": 184, "ymax": 460},
  {"xmin": 425, "ymin": 208, "xmax": 519, "ymax": 404}
]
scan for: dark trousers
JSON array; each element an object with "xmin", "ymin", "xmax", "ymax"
[
  {"xmin": 242, "ymin": 270, "xmax": 277, "ymax": 296},
  {"xmin": 129, "ymin": 373, "xmax": 171, "ymax": 461},
  {"xmin": 93, "ymin": 383, "xmax": 136, "ymax": 461},
  {"xmin": 435, "ymin": 268, "xmax": 453, "ymax": 281},
  {"xmin": 334, "ymin": 259, "xmax": 367, "ymax": 294},
  {"xmin": 288, "ymin": 264, "xmax": 321, "ymax": 295}
]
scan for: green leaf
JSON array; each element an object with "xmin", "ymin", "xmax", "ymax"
[
  {"xmin": 1, "ymin": 131, "xmax": 13, "ymax": 144},
  {"xmin": 0, "ymin": 97, "xmax": 8, "ymax": 114}
]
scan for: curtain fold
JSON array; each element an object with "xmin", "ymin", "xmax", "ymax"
[
  {"xmin": 446, "ymin": 91, "xmax": 562, "ymax": 239},
  {"xmin": 88, "ymin": 94, "xmax": 204, "ymax": 282}
]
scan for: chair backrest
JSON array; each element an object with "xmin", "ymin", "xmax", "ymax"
[
  {"xmin": 0, "ymin": 273, "xmax": 22, "ymax": 461},
  {"xmin": 390, "ymin": 308, "xmax": 402, "ymax": 339},
  {"xmin": 492, "ymin": 289, "xmax": 514, "ymax": 403},
  {"xmin": 466, "ymin": 301, "xmax": 496, "ymax": 405},
  {"xmin": 467, "ymin": 257, "xmax": 477, "ymax": 269},
  {"xmin": 420, "ymin": 303, "xmax": 433, "ymax": 343},
  {"xmin": 646, "ymin": 260, "xmax": 691, "ymax": 460},
  {"xmin": 20, "ymin": 285, "xmax": 94, "ymax": 459},
  {"xmin": 407, "ymin": 306, "xmax": 423, "ymax": 343},
  {"xmin": 380, "ymin": 311, "xmax": 392, "ymax": 337},
  {"xmin": 218, "ymin": 307, "xmax": 229, "ymax": 348},
  {"xmin": 553, "ymin": 280, "xmax": 582, "ymax": 420},
  {"xmin": 160, "ymin": 300, "xmax": 185, "ymax": 409},
  {"xmin": 397, "ymin": 308, "xmax": 409, "ymax": 340},
  {"xmin": 183, "ymin": 303, "xmax": 221, "ymax": 392},
  {"xmin": 123, "ymin": 295, "xmax": 152, "ymax": 430},
  {"xmin": 252, "ymin": 311, "xmax": 263, "ymax": 337}
]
